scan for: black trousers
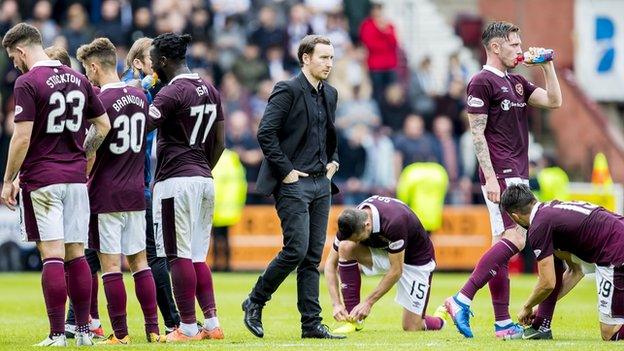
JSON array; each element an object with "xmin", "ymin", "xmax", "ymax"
[
  {"xmin": 249, "ymin": 174, "xmax": 331, "ymax": 329},
  {"xmin": 67, "ymin": 193, "xmax": 180, "ymax": 328}
]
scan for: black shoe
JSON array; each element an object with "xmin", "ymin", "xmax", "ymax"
[
  {"xmin": 521, "ymin": 327, "xmax": 553, "ymax": 340},
  {"xmin": 242, "ymin": 298, "xmax": 264, "ymax": 338},
  {"xmin": 301, "ymin": 324, "xmax": 346, "ymax": 339}
]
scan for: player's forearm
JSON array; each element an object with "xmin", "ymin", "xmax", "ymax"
[
  {"xmin": 84, "ymin": 124, "xmax": 109, "ymax": 159},
  {"xmin": 365, "ymin": 269, "xmax": 401, "ymax": 305},
  {"xmin": 540, "ymin": 62, "xmax": 562, "ymax": 108},
  {"xmin": 471, "ymin": 130, "xmax": 496, "ymax": 181},
  {"xmin": 523, "ymin": 280, "xmax": 555, "ymax": 310},
  {"xmin": 3, "ymin": 134, "xmax": 30, "ymax": 182},
  {"xmin": 324, "ymin": 265, "xmax": 343, "ymax": 307}
]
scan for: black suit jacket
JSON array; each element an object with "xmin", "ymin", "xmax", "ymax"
[{"xmin": 256, "ymin": 72, "xmax": 339, "ymax": 196}]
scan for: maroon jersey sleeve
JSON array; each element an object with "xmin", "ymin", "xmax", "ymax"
[
  {"xmin": 518, "ymin": 75, "xmax": 538, "ymax": 103},
  {"xmin": 148, "ymin": 87, "xmax": 176, "ymax": 130},
  {"xmin": 13, "ymin": 78, "xmax": 36, "ymax": 122},
  {"xmin": 465, "ymin": 77, "xmax": 491, "ymax": 115},
  {"xmin": 84, "ymin": 82, "xmax": 106, "ymax": 119},
  {"xmin": 528, "ymin": 219, "xmax": 555, "ymax": 261},
  {"xmin": 386, "ymin": 221, "xmax": 408, "ymax": 254}
]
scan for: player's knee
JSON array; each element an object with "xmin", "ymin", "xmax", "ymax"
[
  {"xmin": 338, "ymin": 240, "xmax": 357, "ymax": 260},
  {"xmin": 504, "ymin": 230, "xmax": 526, "ymax": 251},
  {"xmin": 127, "ymin": 252, "xmax": 148, "ymax": 272},
  {"xmin": 280, "ymin": 243, "xmax": 308, "ymax": 265},
  {"xmin": 64, "ymin": 243, "xmax": 85, "ymax": 261}
]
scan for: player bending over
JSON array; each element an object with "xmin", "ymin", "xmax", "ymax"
[
  {"xmin": 324, "ymin": 195, "xmax": 446, "ymax": 333},
  {"xmin": 501, "ymin": 184, "xmax": 624, "ymax": 341},
  {"xmin": 1, "ymin": 23, "xmax": 110, "ymax": 346}
]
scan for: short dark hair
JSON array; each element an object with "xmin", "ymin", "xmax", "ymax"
[
  {"xmin": 153, "ymin": 33, "xmax": 192, "ymax": 61},
  {"xmin": 337, "ymin": 208, "xmax": 368, "ymax": 240},
  {"xmin": 297, "ymin": 34, "xmax": 331, "ymax": 67},
  {"xmin": 2, "ymin": 23, "xmax": 43, "ymax": 49},
  {"xmin": 500, "ymin": 184, "xmax": 537, "ymax": 215},
  {"xmin": 76, "ymin": 37, "xmax": 117, "ymax": 68},
  {"xmin": 481, "ymin": 21, "xmax": 520, "ymax": 47},
  {"xmin": 44, "ymin": 46, "xmax": 71, "ymax": 66}
]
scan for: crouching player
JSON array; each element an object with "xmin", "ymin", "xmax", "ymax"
[
  {"xmin": 324, "ymin": 195, "xmax": 446, "ymax": 333},
  {"xmin": 77, "ymin": 38, "xmax": 165, "ymax": 344},
  {"xmin": 501, "ymin": 184, "xmax": 624, "ymax": 341}
]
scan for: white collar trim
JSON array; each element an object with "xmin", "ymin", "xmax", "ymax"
[
  {"xmin": 483, "ymin": 65, "xmax": 507, "ymax": 77},
  {"xmin": 32, "ymin": 60, "xmax": 62, "ymax": 68},
  {"xmin": 360, "ymin": 203, "xmax": 381, "ymax": 233},
  {"xmin": 529, "ymin": 202, "xmax": 541, "ymax": 225},
  {"xmin": 169, "ymin": 73, "xmax": 200, "ymax": 85},
  {"xmin": 100, "ymin": 81, "xmax": 127, "ymax": 92}
]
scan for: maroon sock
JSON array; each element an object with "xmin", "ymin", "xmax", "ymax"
[
  {"xmin": 103, "ymin": 272, "xmax": 128, "ymax": 339},
  {"xmin": 65, "ymin": 256, "xmax": 92, "ymax": 333},
  {"xmin": 90, "ymin": 273, "xmax": 99, "ymax": 320},
  {"xmin": 42, "ymin": 258, "xmax": 67, "ymax": 336},
  {"xmin": 532, "ymin": 258, "xmax": 564, "ymax": 331},
  {"xmin": 460, "ymin": 239, "xmax": 519, "ymax": 300},
  {"xmin": 424, "ymin": 316, "xmax": 444, "ymax": 330},
  {"xmin": 488, "ymin": 262, "xmax": 511, "ymax": 322},
  {"xmin": 338, "ymin": 260, "xmax": 361, "ymax": 312},
  {"xmin": 133, "ymin": 268, "xmax": 159, "ymax": 335},
  {"xmin": 170, "ymin": 258, "xmax": 197, "ymax": 324},
  {"xmin": 611, "ymin": 326, "xmax": 624, "ymax": 341},
  {"xmin": 194, "ymin": 262, "xmax": 217, "ymax": 319}
]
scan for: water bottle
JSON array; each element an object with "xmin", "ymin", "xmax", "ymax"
[{"xmin": 517, "ymin": 48, "xmax": 555, "ymax": 64}]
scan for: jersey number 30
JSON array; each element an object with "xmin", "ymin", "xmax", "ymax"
[{"xmin": 110, "ymin": 113, "xmax": 146, "ymax": 154}]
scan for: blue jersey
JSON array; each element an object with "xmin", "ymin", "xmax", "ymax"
[{"xmin": 121, "ymin": 69, "xmax": 161, "ymax": 195}]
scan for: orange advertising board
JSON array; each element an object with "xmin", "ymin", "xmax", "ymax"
[{"xmin": 215, "ymin": 205, "xmax": 492, "ymax": 271}]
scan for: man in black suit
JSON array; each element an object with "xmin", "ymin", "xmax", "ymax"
[{"xmin": 242, "ymin": 35, "xmax": 345, "ymax": 339}]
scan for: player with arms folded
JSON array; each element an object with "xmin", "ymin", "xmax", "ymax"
[
  {"xmin": 0, "ymin": 23, "xmax": 110, "ymax": 346},
  {"xmin": 76, "ymin": 37, "xmax": 166, "ymax": 345},
  {"xmin": 500, "ymin": 184, "xmax": 624, "ymax": 341},
  {"xmin": 147, "ymin": 32, "xmax": 226, "ymax": 342},
  {"xmin": 325, "ymin": 195, "xmax": 445, "ymax": 333},
  {"xmin": 442, "ymin": 21, "xmax": 562, "ymax": 339}
]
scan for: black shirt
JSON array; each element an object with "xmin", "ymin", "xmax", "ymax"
[{"xmin": 295, "ymin": 79, "xmax": 328, "ymax": 174}]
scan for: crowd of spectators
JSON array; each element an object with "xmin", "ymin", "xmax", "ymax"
[{"xmin": 0, "ymin": 0, "xmax": 545, "ymax": 205}]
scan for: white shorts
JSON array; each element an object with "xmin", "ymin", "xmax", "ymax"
[
  {"xmin": 361, "ymin": 248, "xmax": 436, "ymax": 315},
  {"xmin": 153, "ymin": 176, "xmax": 214, "ymax": 262},
  {"xmin": 19, "ymin": 183, "xmax": 89, "ymax": 243},
  {"xmin": 595, "ymin": 264, "xmax": 624, "ymax": 325},
  {"xmin": 88, "ymin": 211, "xmax": 146, "ymax": 255},
  {"xmin": 481, "ymin": 177, "xmax": 529, "ymax": 236}
]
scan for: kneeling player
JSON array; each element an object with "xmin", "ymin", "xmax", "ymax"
[
  {"xmin": 324, "ymin": 195, "xmax": 445, "ymax": 333},
  {"xmin": 77, "ymin": 38, "xmax": 165, "ymax": 344},
  {"xmin": 501, "ymin": 184, "xmax": 624, "ymax": 341}
]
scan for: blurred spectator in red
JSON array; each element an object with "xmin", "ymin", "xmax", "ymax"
[{"xmin": 359, "ymin": 2, "xmax": 398, "ymax": 105}]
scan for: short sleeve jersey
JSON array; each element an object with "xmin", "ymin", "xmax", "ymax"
[
  {"xmin": 465, "ymin": 66, "xmax": 537, "ymax": 183},
  {"xmin": 528, "ymin": 200, "xmax": 624, "ymax": 266},
  {"xmin": 13, "ymin": 60, "xmax": 105, "ymax": 192},
  {"xmin": 335, "ymin": 195, "xmax": 435, "ymax": 266},
  {"xmin": 147, "ymin": 73, "xmax": 224, "ymax": 182},
  {"xmin": 88, "ymin": 82, "xmax": 148, "ymax": 213}
]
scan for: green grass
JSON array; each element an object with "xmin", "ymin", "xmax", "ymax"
[{"xmin": 0, "ymin": 272, "xmax": 614, "ymax": 350}]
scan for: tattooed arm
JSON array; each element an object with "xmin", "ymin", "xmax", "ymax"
[
  {"xmin": 468, "ymin": 113, "xmax": 500, "ymax": 203},
  {"xmin": 84, "ymin": 114, "xmax": 111, "ymax": 174}
]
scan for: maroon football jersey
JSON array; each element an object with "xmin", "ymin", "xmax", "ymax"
[
  {"xmin": 147, "ymin": 73, "xmax": 224, "ymax": 182},
  {"xmin": 528, "ymin": 200, "xmax": 624, "ymax": 266},
  {"xmin": 12, "ymin": 60, "xmax": 105, "ymax": 191},
  {"xmin": 335, "ymin": 195, "xmax": 435, "ymax": 266},
  {"xmin": 465, "ymin": 66, "xmax": 537, "ymax": 184},
  {"xmin": 88, "ymin": 82, "xmax": 147, "ymax": 213}
]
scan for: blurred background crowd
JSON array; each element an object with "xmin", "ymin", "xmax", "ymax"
[{"xmin": 0, "ymin": 0, "xmax": 552, "ymax": 206}]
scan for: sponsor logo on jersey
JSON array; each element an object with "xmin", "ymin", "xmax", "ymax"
[
  {"xmin": 501, "ymin": 86, "xmax": 509, "ymax": 92},
  {"xmin": 533, "ymin": 249, "xmax": 542, "ymax": 257},
  {"xmin": 515, "ymin": 83, "xmax": 524, "ymax": 96},
  {"xmin": 388, "ymin": 239, "xmax": 404, "ymax": 251},
  {"xmin": 14, "ymin": 105, "xmax": 23, "ymax": 116},
  {"xmin": 501, "ymin": 99, "xmax": 527, "ymax": 111},
  {"xmin": 148, "ymin": 105, "xmax": 161, "ymax": 119},
  {"xmin": 467, "ymin": 95, "xmax": 484, "ymax": 108}
]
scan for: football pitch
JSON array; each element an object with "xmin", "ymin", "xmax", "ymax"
[{"xmin": 0, "ymin": 272, "xmax": 613, "ymax": 350}]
